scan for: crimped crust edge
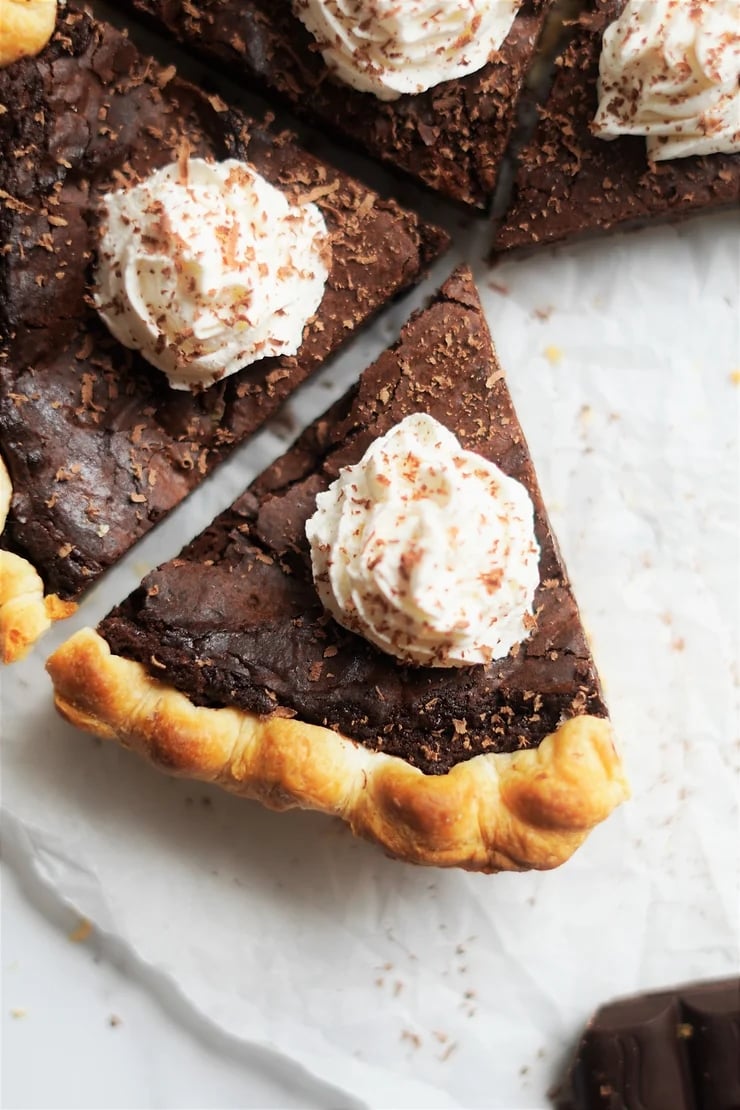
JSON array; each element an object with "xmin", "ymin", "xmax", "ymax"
[
  {"xmin": 0, "ymin": 454, "xmax": 76, "ymax": 663},
  {"xmin": 0, "ymin": 0, "xmax": 57, "ymax": 68},
  {"xmin": 47, "ymin": 627, "xmax": 630, "ymax": 872}
]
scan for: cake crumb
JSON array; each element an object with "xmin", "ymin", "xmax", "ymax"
[
  {"xmin": 109, "ymin": 1014, "xmax": 122, "ymax": 1028},
  {"xmin": 488, "ymin": 280, "xmax": 509, "ymax": 295},
  {"xmin": 10, "ymin": 1008, "xmax": 27, "ymax": 1019},
  {"xmin": 544, "ymin": 345, "xmax": 563, "ymax": 366},
  {"xmin": 401, "ymin": 1030, "xmax": 422, "ymax": 1050},
  {"xmin": 729, "ymin": 369, "xmax": 740, "ymax": 385},
  {"xmin": 68, "ymin": 917, "xmax": 93, "ymax": 943}
]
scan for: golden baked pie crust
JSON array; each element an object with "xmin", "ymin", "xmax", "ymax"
[
  {"xmin": 0, "ymin": 0, "xmax": 57, "ymax": 68},
  {"xmin": 47, "ymin": 627, "xmax": 630, "ymax": 872},
  {"xmin": 0, "ymin": 456, "xmax": 75, "ymax": 662}
]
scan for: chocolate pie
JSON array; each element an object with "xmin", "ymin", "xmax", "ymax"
[
  {"xmin": 48, "ymin": 268, "xmax": 629, "ymax": 872},
  {"xmin": 119, "ymin": 0, "xmax": 554, "ymax": 209},
  {"xmin": 494, "ymin": 0, "xmax": 740, "ymax": 253},
  {"xmin": 0, "ymin": 6, "xmax": 448, "ymax": 661}
]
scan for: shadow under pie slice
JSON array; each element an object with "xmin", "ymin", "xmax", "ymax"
[
  {"xmin": 119, "ymin": 0, "xmax": 555, "ymax": 210},
  {"xmin": 48, "ymin": 267, "xmax": 629, "ymax": 872},
  {"xmin": 493, "ymin": 0, "xmax": 740, "ymax": 253},
  {"xmin": 0, "ymin": 5, "xmax": 448, "ymax": 662}
]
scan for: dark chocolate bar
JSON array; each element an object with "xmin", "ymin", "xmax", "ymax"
[{"xmin": 559, "ymin": 978, "xmax": 740, "ymax": 1110}]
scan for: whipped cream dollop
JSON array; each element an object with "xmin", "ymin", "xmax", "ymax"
[
  {"xmin": 94, "ymin": 158, "xmax": 330, "ymax": 390},
  {"xmin": 306, "ymin": 413, "xmax": 541, "ymax": 667},
  {"xmin": 593, "ymin": 0, "xmax": 740, "ymax": 161},
  {"xmin": 292, "ymin": 0, "xmax": 522, "ymax": 101}
]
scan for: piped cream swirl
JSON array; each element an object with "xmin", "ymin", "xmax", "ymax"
[
  {"xmin": 593, "ymin": 0, "xmax": 740, "ymax": 161},
  {"xmin": 292, "ymin": 0, "xmax": 522, "ymax": 101},
  {"xmin": 306, "ymin": 413, "xmax": 541, "ymax": 668},
  {"xmin": 94, "ymin": 158, "xmax": 330, "ymax": 390}
]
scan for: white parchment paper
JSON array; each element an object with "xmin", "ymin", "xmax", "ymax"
[{"xmin": 2, "ymin": 191, "xmax": 739, "ymax": 1106}]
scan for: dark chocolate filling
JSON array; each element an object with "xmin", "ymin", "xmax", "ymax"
[
  {"xmin": 0, "ymin": 7, "xmax": 447, "ymax": 601},
  {"xmin": 495, "ymin": 0, "xmax": 740, "ymax": 252},
  {"xmin": 120, "ymin": 0, "xmax": 553, "ymax": 209},
  {"xmin": 101, "ymin": 270, "xmax": 607, "ymax": 775}
]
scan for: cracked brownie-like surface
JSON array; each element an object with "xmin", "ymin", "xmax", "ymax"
[
  {"xmin": 100, "ymin": 268, "xmax": 608, "ymax": 775},
  {"xmin": 122, "ymin": 0, "xmax": 553, "ymax": 209},
  {"xmin": 0, "ymin": 7, "xmax": 448, "ymax": 601},
  {"xmin": 494, "ymin": 0, "xmax": 740, "ymax": 252}
]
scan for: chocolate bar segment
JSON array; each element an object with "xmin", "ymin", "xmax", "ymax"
[
  {"xmin": 684, "ymin": 984, "xmax": 740, "ymax": 1110},
  {"xmin": 561, "ymin": 978, "xmax": 740, "ymax": 1110}
]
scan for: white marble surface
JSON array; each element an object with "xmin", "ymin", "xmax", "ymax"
[{"xmin": 1, "ymin": 10, "xmax": 739, "ymax": 1103}]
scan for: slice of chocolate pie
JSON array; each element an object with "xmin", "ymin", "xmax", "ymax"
[
  {"xmin": 48, "ymin": 268, "xmax": 629, "ymax": 873},
  {"xmin": 494, "ymin": 0, "xmax": 740, "ymax": 253},
  {"xmin": 0, "ymin": 6, "xmax": 448, "ymax": 661},
  {"xmin": 120, "ymin": 0, "xmax": 555, "ymax": 209}
]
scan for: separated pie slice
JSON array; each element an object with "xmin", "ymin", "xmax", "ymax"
[
  {"xmin": 0, "ymin": 6, "xmax": 448, "ymax": 661},
  {"xmin": 494, "ymin": 0, "xmax": 739, "ymax": 253},
  {"xmin": 119, "ymin": 0, "xmax": 555, "ymax": 209},
  {"xmin": 48, "ymin": 267, "xmax": 629, "ymax": 873}
]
